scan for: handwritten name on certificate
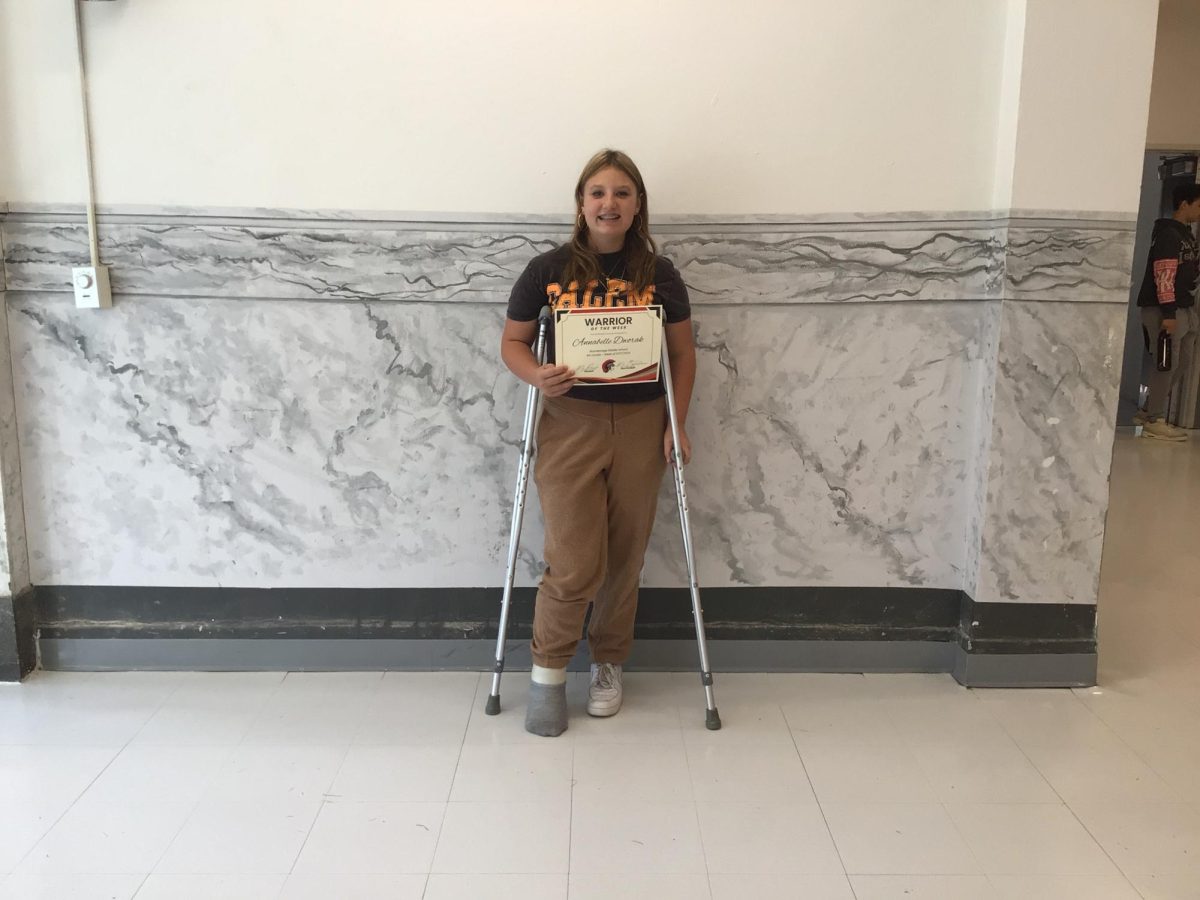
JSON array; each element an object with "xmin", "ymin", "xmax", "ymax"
[{"xmin": 554, "ymin": 305, "xmax": 663, "ymax": 386}]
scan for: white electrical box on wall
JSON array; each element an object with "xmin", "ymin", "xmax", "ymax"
[{"xmin": 72, "ymin": 265, "xmax": 112, "ymax": 309}]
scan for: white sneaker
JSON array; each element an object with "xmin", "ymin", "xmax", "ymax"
[{"xmin": 587, "ymin": 663, "xmax": 623, "ymax": 717}]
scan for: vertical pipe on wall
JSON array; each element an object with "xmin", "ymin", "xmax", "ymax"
[{"xmin": 72, "ymin": 0, "xmax": 100, "ymax": 268}]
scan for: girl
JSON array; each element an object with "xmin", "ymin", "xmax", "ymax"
[{"xmin": 500, "ymin": 149, "xmax": 697, "ymax": 737}]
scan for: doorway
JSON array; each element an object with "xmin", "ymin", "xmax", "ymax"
[{"xmin": 1115, "ymin": 150, "xmax": 1200, "ymax": 428}]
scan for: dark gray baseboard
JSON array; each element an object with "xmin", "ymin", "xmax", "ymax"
[
  {"xmin": 31, "ymin": 585, "xmax": 964, "ymax": 642},
  {"xmin": 24, "ymin": 585, "xmax": 1100, "ymax": 688},
  {"xmin": 41, "ymin": 637, "xmax": 958, "ymax": 677},
  {"xmin": 952, "ymin": 648, "xmax": 1097, "ymax": 687},
  {"xmin": 37, "ymin": 639, "xmax": 1098, "ymax": 687},
  {"xmin": 0, "ymin": 589, "xmax": 38, "ymax": 682}
]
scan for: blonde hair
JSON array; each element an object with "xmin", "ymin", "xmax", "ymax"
[{"xmin": 562, "ymin": 149, "xmax": 658, "ymax": 295}]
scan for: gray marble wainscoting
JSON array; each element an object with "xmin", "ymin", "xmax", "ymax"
[
  {"xmin": 4, "ymin": 294, "xmax": 991, "ymax": 591},
  {"xmin": 973, "ymin": 300, "xmax": 1130, "ymax": 608},
  {"xmin": 0, "ymin": 206, "xmax": 1135, "ymax": 682},
  {"xmin": 0, "ymin": 205, "xmax": 34, "ymax": 680}
]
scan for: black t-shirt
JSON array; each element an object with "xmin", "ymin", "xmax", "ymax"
[{"xmin": 506, "ymin": 244, "xmax": 692, "ymax": 403}]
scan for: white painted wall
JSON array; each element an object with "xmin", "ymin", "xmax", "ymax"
[
  {"xmin": 1146, "ymin": 0, "xmax": 1200, "ymax": 150},
  {"xmin": 0, "ymin": 0, "xmax": 1013, "ymax": 214},
  {"xmin": 1004, "ymin": 0, "xmax": 1159, "ymax": 213},
  {"xmin": 990, "ymin": 0, "xmax": 1026, "ymax": 209}
]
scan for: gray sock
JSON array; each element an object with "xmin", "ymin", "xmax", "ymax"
[{"xmin": 524, "ymin": 680, "xmax": 568, "ymax": 737}]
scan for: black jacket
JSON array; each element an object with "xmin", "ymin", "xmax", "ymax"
[{"xmin": 1137, "ymin": 218, "xmax": 1198, "ymax": 318}]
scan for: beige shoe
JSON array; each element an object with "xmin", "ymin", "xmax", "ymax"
[
  {"xmin": 587, "ymin": 663, "xmax": 623, "ymax": 717},
  {"xmin": 1141, "ymin": 418, "xmax": 1188, "ymax": 441}
]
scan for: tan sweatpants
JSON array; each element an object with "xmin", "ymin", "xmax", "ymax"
[{"xmin": 530, "ymin": 395, "xmax": 667, "ymax": 669}]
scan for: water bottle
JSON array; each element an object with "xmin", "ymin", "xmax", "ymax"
[{"xmin": 1157, "ymin": 328, "xmax": 1173, "ymax": 372}]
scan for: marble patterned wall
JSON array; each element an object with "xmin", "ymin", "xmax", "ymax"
[
  {"xmin": 0, "ymin": 207, "xmax": 1135, "ymax": 606},
  {"xmin": 974, "ymin": 300, "xmax": 1129, "ymax": 605},
  {"xmin": 0, "ymin": 298, "xmax": 30, "ymax": 597},
  {"xmin": 0, "ymin": 211, "xmax": 30, "ymax": 598}
]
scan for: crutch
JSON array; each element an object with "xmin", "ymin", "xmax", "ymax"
[
  {"xmin": 660, "ymin": 333, "xmax": 722, "ymax": 730},
  {"xmin": 486, "ymin": 306, "xmax": 551, "ymax": 715}
]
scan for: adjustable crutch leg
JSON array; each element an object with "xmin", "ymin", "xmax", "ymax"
[
  {"xmin": 659, "ymin": 340, "xmax": 722, "ymax": 730},
  {"xmin": 485, "ymin": 307, "xmax": 551, "ymax": 715}
]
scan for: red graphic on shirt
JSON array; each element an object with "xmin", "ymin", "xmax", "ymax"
[{"xmin": 1154, "ymin": 259, "xmax": 1179, "ymax": 303}]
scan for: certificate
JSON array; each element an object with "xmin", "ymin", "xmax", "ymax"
[{"xmin": 555, "ymin": 305, "xmax": 663, "ymax": 386}]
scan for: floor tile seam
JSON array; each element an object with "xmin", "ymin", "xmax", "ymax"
[
  {"xmin": 785, "ymin": 706, "xmax": 851, "ymax": 882},
  {"xmin": 268, "ymin": 672, "xmax": 385, "ymax": 733},
  {"xmin": 677, "ymin": 713, "xmax": 715, "ymax": 900},
  {"xmin": 223, "ymin": 676, "xmax": 290, "ymax": 734},
  {"xmin": 0, "ymin": 744, "xmax": 125, "ymax": 809},
  {"xmin": 1084, "ymin": 701, "xmax": 1200, "ymax": 741},
  {"xmin": 0, "ymin": 872, "xmax": 150, "ymax": 900},
  {"xmin": 85, "ymin": 746, "xmax": 241, "ymax": 807},
  {"xmin": 864, "ymin": 738, "xmax": 944, "ymax": 799},
  {"xmin": 1070, "ymin": 722, "xmax": 1199, "ymax": 799},
  {"xmin": 207, "ymin": 742, "xmax": 355, "ymax": 805},
  {"xmin": 5, "ymin": 708, "xmax": 169, "ymax": 877},
  {"xmin": 937, "ymin": 799, "xmax": 990, "ymax": 879},
  {"xmin": 268, "ymin": 869, "xmax": 289, "ymax": 900},
  {"xmin": 351, "ymin": 672, "xmax": 479, "ymax": 743},
  {"xmin": 1057, "ymin": 679, "xmax": 1177, "ymax": 770},
  {"xmin": 901, "ymin": 762, "xmax": 1056, "ymax": 807},
  {"xmin": 128, "ymin": 871, "xmax": 154, "ymax": 899},
  {"xmin": 314, "ymin": 739, "xmax": 358, "ymax": 809},
  {"xmin": 1014, "ymin": 722, "xmax": 1186, "ymax": 769},
  {"xmin": 985, "ymin": 871, "xmax": 1147, "ymax": 899},
  {"xmin": 232, "ymin": 691, "xmax": 279, "ymax": 749},
  {"xmin": 686, "ymin": 748, "xmax": 814, "ymax": 805},
  {"xmin": 798, "ymin": 747, "xmax": 943, "ymax": 807},
  {"xmin": 772, "ymin": 705, "xmax": 888, "ymax": 748},
  {"xmin": 424, "ymin": 678, "xmax": 483, "ymax": 874},
  {"xmin": 566, "ymin": 728, "xmax": 576, "ymax": 888},
  {"xmin": 161, "ymin": 759, "xmax": 339, "ymax": 842},
  {"xmin": 1017, "ymin": 797, "xmax": 1139, "ymax": 885},
  {"xmin": 841, "ymin": 863, "xmax": 986, "ymax": 878},
  {"xmin": 1013, "ymin": 720, "xmax": 1187, "ymax": 802},
  {"xmin": 878, "ymin": 694, "xmax": 1007, "ymax": 739},
  {"xmin": 120, "ymin": 674, "xmax": 191, "ymax": 747},
  {"xmin": 251, "ymin": 671, "xmax": 305, "ymax": 716},
  {"xmin": 125, "ymin": 794, "xmax": 208, "ymax": 883},
  {"xmin": 993, "ymin": 713, "xmax": 1093, "ymax": 812},
  {"xmin": 279, "ymin": 795, "xmax": 356, "ymax": 883},
  {"xmin": 819, "ymin": 795, "xmax": 1057, "ymax": 807},
  {"xmin": 894, "ymin": 728, "xmax": 1039, "ymax": 763},
  {"xmin": 226, "ymin": 712, "xmax": 258, "ymax": 746},
  {"xmin": 1069, "ymin": 679, "xmax": 1200, "ymax": 715}
]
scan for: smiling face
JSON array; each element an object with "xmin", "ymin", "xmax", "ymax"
[{"xmin": 579, "ymin": 166, "xmax": 642, "ymax": 253}]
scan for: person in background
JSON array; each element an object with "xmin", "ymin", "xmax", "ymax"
[{"xmin": 1135, "ymin": 183, "xmax": 1200, "ymax": 441}]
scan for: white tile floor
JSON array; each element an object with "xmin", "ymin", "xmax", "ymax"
[{"xmin": 1, "ymin": 432, "xmax": 1198, "ymax": 899}]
